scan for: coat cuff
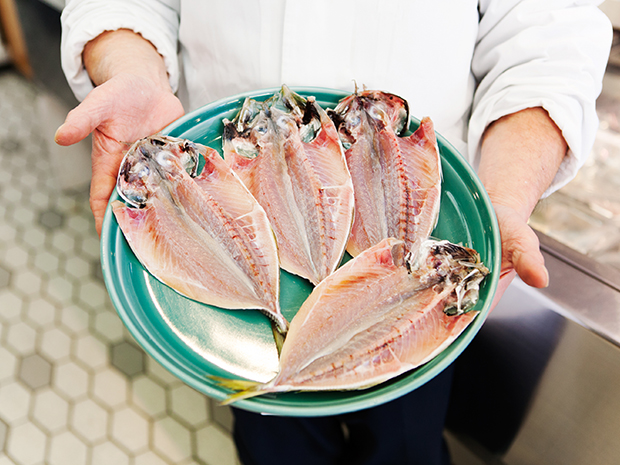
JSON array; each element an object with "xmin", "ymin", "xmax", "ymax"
[{"xmin": 60, "ymin": 0, "xmax": 180, "ymax": 101}]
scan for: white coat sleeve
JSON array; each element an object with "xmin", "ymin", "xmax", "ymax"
[
  {"xmin": 60, "ymin": 0, "xmax": 180, "ymax": 102},
  {"xmin": 469, "ymin": 0, "xmax": 612, "ymax": 196}
]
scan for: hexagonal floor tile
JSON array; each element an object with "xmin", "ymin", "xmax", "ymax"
[
  {"xmin": 54, "ymin": 361, "xmax": 89, "ymax": 400},
  {"xmin": 0, "ymin": 382, "xmax": 30, "ymax": 423},
  {"xmin": 0, "ymin": 264, "xmax": 10, "ymax": 288},
  {"xmin": 131, "ymin": 375, "xmax": 167, "ymax": 418},
  {"xmin": 0, "ymin": 418, "xmax": 7, "ymax": 451},
  {"xmin": 111, "ymin": 406, "xmax": 150, "ymax": 454},
  {"xmin": 0, "ymin": 347, "xmax": 17, "ymax": 382},
  {"xmin": 6, "ymin": 321, "xmax": 37, "ymax": 355},
  {"xmin": 92, "ymin": 368, "xmax": 128, "ymax": 408},
  {"xmin": 196, "ymin": 424, "xmax": 240, "ymax": 465},
  {"xmin": 111, "ymin": 340, "xmax": 146, "ymax": 378},
  {"xmin": 37, "ymin": 209, "xmax": 65, "ymax": 230},
  {"xmin": 48, "ymin": 431, "xmax": 88, "ymax": 465},
  {"xmin": 6, "ymin": 422, "xmax": 47, "ymax": 465},
  {"xmin": 152, "ymin": 417, "xmax": 193, "ymax": 463},
  {"xmin": 19, "ymin": 354, "xmax": 52, "ymax": 389},
  {"xmin": 32, "ymin": 388, "xmax": 69, "ymax": 433},
  {"xmin": 91, "ymin": 442, "xmax": 130, "ymax": 465},
  {"xmin": 71, "ymin": 399, "xmax": 108, "ymax": 444},
  {"xmin": 170, "ymin": 384, "xmax": 209, "ymax": 428}
]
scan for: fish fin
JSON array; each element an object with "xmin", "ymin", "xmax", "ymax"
[
  {"xmin": 208, "ymin": 376, "xmax": 272, "ymax": 405},
  {"xmin": 271, "ymin": 323, "xmax": 285, "ymax": 356}
]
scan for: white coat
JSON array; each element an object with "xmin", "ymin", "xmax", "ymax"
[{"xmin": 60, "ymin": 0, "xmax": 612, "ymax": 195}]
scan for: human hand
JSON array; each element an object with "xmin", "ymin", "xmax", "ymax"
[
  {"xmin": 477, "ymin": 107, "xmax": 567, "ymax": 309},
  {"xmin": 487, "ymin": 202, "xmax": 548, "ymax": 310},
  {"xmin": 493, "ymin": 203, "xmax": 547, "ymax": 287},
  {"xmin": 55, "ymin": 72, "xmax": 184, "ymax": 235}
]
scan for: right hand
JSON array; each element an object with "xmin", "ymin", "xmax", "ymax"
[{"xmin": 55, "ymin": 72, "xmax": 184, "ymax": 235}]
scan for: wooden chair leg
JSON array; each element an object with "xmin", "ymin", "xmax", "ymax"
[{"xmin": 0, "ymin": 0, "xmax": 33, "ymax": 78}]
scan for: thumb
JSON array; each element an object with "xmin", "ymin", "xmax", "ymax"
[
  {"xmin": 506, "ymin": 222, "xmax": 549, "ymax": 289},
  {"xmin": 511, "ymin": 238, "xmax": 549, "ymax": 289},
  {"xmin": 493, "ymin": 204, "xmax": 549, "ymax": 289},
  {"xmin": 54, "ymin": 93, "xmax": 108, "ymax": 146}
]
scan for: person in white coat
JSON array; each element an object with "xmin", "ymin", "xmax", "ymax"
[{"xmin": 55, "ymin": 1, "xmax": 611, "ymax": 463}]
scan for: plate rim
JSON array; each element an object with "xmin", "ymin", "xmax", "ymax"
[{"xmin": 100, "ymin": 86, "xmax": 501, "ymax": 416}]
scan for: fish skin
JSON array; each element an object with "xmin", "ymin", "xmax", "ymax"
[
  {"xmin": 222, "ymin": 86, "xmax": 354, "ymax": 285},
  {"xmin": 329, "ymin": 91, "xmax": 441, "ymax": 257},
  {"xmin": 113, "ymin": 135, "xmax": 288, "ymax": 334},
  {"xmin": 219, "ymin": 237, "xmax": 488, "ymax": 400}
]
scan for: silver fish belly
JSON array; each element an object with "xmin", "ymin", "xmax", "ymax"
[
  {"xmin": 113, "ymin": 135, "xmax": 287, "ymax": 334},
  {"xmin": 329, "ymin": 90, "xmax": 442, "ymax": 257},
  {"xmin": 222, "ymin": 85, "xmax": 354, "ymax": 285}
]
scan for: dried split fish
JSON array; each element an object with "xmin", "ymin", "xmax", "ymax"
[
  {"xmin": 113, "ymin": 135, "xmax": 288, "ymax": 335},
  {"xmin": 217, "ymin": 237, "xmax": 488, "ymax": 402},
  {"xmin": 329, "ymin": 90, "xmax": 442, "ymax": 256},
  {"xmin": 223, "ymin": 85, "xmax": 354, "ymax": 285}
]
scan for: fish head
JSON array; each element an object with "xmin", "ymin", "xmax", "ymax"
[
  {"xmin": 234, "ymin": 97, "xmax": 265, "ymax": 132},
  {"xmin": 328, "ymin": 93, "xmax": 364, "ymax": 149},
  {"xmin": 359, "ymin": 90, "xmax": 409, "ymax": 136},
  {"xmin": 329, "ymin": 90, "xmax": 410, "ymax": 148},
  {"xmin": 275, "ymin": 85, "xmax": 323, "ymax": 143},
  {"xmin": 223, "ymin": 98, "xmax": 273, "ymax": 159},
  {"xmin": 408, "ymin": 240, "xmax": 490, "ymax": 315},
  {"xmin": 116, "ymin": 135, "xmax": 202, "ymax": 208},
  {"xmin": 224, "ymin": 87, "xmax": 327, "ymax": 158},
  {"xmin": 278, "ymin": 84, "xmax": 306, "ymax": 121}
]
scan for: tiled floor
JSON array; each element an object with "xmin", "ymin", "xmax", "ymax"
[{"xmin": 0, "ymin": 70, "xmax": 240, "ymax": 465}]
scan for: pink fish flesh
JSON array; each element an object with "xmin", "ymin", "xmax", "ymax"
[
  {"xmin": 219, "ymin": 237, "xmax": 488, "ymax": 400},
  {"xmin": 113, "ymin": 135, "xmax": 287, "ymax": 334},
  {"xmin": 329, "ymin": 90, "xmax": 441, "ymax": 257},
  {"xmin": 222, "ymin": 86, "xmax": 354, "ymax": 285}
]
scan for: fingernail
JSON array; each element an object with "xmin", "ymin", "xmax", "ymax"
[{"xmin": 54, "ymin": 124, "xmax": 65, "ymax": 144}]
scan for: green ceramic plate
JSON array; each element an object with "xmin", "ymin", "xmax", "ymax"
[{"xmin": 101, "ymin": 87, "xmax": 500, "ymax": 417}]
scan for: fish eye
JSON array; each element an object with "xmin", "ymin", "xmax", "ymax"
[
  {"xmin": 156, "ymin": 150, "xmax": 175, "ymax": 168},
  {"xmin": 276, "ymin": 115, "xmax": 289, "ymax": 128},
  {"xmin": 346, "ymin": 114, "xmax": 361, "ymax": 128},
  {"xmin": 255, "ymin": 123, "xmax": 268, "ymax": 134},
  {"xmin": 180, "ymin": 140, "xmax": 196, "ymax": 153},
  {"xmin": 179, "ymin": 151, "xmax": 193, "ymax": 168},
  {"xmin": 124, "ymin": 188, "xmax": 148, "ymax": 207},
  {"xmin": 369, "ymin": 106, "xmax": 387, "ymax": 122},
  {"xmin": 117, "ymin": 173, "xmax": 149, "ymax": 208},
  {"xmin": 130, "ymin": 161, "xmax": 149, "ymax": 179}
]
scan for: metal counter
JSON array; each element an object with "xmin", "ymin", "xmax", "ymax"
[{"xmin": 446, "ymin": 230, "xmax": 620, "ymax": 465}]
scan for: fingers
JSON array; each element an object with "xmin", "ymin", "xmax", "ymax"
[
  {"xmin": 90, "ymin": 188, "xmax": 112, "ymax": 237},
  {"xmin": 510, "ymin": 234, "xmax": 549, "ymax": 289},
  {"xmin": 494, "ymin": 204, "xmax": 550, "ymax": 290},
  {"xmin": 489, "ymin": 269, "xmax": 517, "ymax": 312},
  {"xmin": 89, "ymin": 129, "xmax": 127, "ymax": 236}
]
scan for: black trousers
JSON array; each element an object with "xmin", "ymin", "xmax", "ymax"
[{"xmin": 232, "ymin": 364, "xmax": 454, "ymax": 465}]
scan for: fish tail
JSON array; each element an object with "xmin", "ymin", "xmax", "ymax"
[{"xmin": 208, "ymin": 376, "xmax": 274, "ymax": 405}]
